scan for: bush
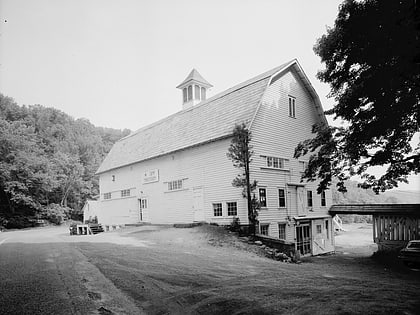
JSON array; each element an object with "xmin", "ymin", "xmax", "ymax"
[
  {"xmin": 229, "ymin": 217, "xmax": 241, "ymax": 232},
  {"xmin": 41, "ymin": 204, "xmax": 71, "ymax": 225},
  {"xmin": 4, "ymin": 216, "xmax": 35, "ymax": 229}
]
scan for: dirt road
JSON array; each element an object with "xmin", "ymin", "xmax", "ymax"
[{"xmin": 1, "ymin": 224, "xmax": 419, "ymax": 314}]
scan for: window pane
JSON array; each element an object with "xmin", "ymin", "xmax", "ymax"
[
  {"xmin": 279, "ymin": 189, "xmax": 286, "ymax": 207},
  {"xmin": 279, "ymin": 224, "xmax": 286, "ymax": 239},
  {"xmin": 316, "ymin": 224, "xmax": 322, "ymax": 234},
  {"xmin": 267, "ymin": 157, "xmax": 273, "ymax": 167},
  {"xmin": 201, "ymin": 87, "xmax": 206, "ymax": 100},
  {"xmin": 307, "ymin": 191, "xmax": 313, "ymax": 207},
  {"xmin": 188, "ymin": 85, "xmax": 192, "ymax": 101},
  {"xmin": 183, "ymin": 88, "xmax": 187, "ymax": 103},
  {"xmin": 227, "ymin": 202, "xmax": 237, "ymax": 216},
  {"xmin": 213, "ymin": 203, "xmax": 222, "ymax": 216},
  {"xmin": 259, "ymin": 188, "xmax": 267, "ymax": 207},
  {"xmin": 289, "ymin": 98, "xmax": 292, "ymax": 116},
  {"xmin": 273, "ymin": 157, "xmax": 279, "ymax": 168},
  {"xmin": 260, "ymin": 224, "xmax": 269, "ymax": 236},
  {"xmin": 194, "ymin": 85, "xmax": 200, "ymax": 100},
  {"xmin": 292, "ymin": 99, "xmax": 296, "ymax": 117}
]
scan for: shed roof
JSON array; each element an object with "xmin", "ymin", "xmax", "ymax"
[
  {"xmin": 96, "ymin": 59, "xmax": 323, "ymax": 174},
  {"xmin": 330, "ymin": 204, "xmax": 420, "ymax": 216}
]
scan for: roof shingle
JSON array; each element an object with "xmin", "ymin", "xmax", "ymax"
[{"xmin": 96, "ymin": 61, "xmax": 293, "ymax": 174}]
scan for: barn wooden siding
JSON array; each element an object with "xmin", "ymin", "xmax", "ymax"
[
  {"xmin": 249, "ymin": 68, "xmax": 334, "ymax": 253},
  {"xmin": 99, "ymin": 138, "xmax": 248, "ymax": 225},
  {"xmin": 373, "ymin": 215, "xmax": 419, "ymax": 251}
]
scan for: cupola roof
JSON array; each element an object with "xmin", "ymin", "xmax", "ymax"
[{"xmin": 176, "ymin": 68, "xmax": 213, "ymax": 89}]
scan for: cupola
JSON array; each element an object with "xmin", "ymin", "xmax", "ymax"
[{"xmin": 176, "ymin": 69, "xmax": 212, "ymax": 110}]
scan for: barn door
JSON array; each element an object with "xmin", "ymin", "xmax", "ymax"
[
  {"xmin": 139, "ymin": 198, "xmax": 149, "ymax": 222},
  {"xmin": 193, "ymin": 187, "xmax": 205, "ymax": 222}
]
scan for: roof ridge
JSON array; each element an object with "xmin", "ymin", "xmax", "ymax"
[{"xmin": 121, "ymin": 61, "xmax": 294, "ymax": 142}]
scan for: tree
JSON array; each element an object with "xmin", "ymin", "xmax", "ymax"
[
  {"xmin": 227, "ymin": 123, "xmax": 259, "ymax": 234},
  {"xmin": 0, "ymin": 93, "xmax": 131, "ymax": 226},
  {"xmin": 295, "ymin": 0, "xmax": 420, "ymax": 193}
]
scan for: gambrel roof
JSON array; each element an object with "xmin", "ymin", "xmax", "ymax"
[{"xmin": 96, "ymin": 59, "xmax": 326, "ymax": 174}]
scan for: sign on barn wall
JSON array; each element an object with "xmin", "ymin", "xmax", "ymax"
[{"xmin": 143, "ymin": 169, "xmax": 159, "ymax": 184}]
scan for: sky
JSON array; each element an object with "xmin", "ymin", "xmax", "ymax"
[{"xmin": 0, "ymin": 0, "xmax": 418, "ymax": 191}]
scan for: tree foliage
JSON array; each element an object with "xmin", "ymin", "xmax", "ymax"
[
  {"xmin": 295, "ymin": 0, "xmax": 420, "ymax": 193},
  {"xmin": 0, "ymin": 94, "xmax": 130, "ymax": 226},
  {"xmin": 227, "ymin": 123, "xmax": 259, "ymax": 234}
]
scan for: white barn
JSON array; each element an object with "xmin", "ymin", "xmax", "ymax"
[{"xmin": 96, "ymin": 59, "xmax": 334, "ymax": 256}]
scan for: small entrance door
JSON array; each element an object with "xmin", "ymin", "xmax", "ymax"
[
  {"xmin": 297, "ymin": 187, "xmax": 306, "ymax": 216},
  {"xmin": 138, "ymin": 198, "xmax": 149, "ymax": 222},
  {"xmin": 193, "ymin": 187, "xmax": 205, "ymax": 222},
  {"xmin": 138, "ymin": 200, "xmax": 143, "ymax": 222},
  {"xmin": 296, "ymin": 223, "xmax": 312, "ymax": 255}
]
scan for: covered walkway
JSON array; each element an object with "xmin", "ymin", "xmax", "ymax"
[{"xmin": 330, "ymin": 204, "xmax": 420, "ymax": 251}]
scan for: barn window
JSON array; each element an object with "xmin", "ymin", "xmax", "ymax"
[
  {"xmin": 141, "ymin": 199, "xmax": 148, "ymax": 209},
  {"xmin": 213, "ymin": 203, "xmax": 222, "ymax": 216},
  {"xmin": 103, "ymin": 192, "xmax": 111, "ymax": 200},
  {"xmin": 265, "ymin": 156, "xmax": 287, "ymax": 169},
  {"xmin": 307, "ymin": 190, "xmax": 313, "ymax": 207},
  {"xmin": 259, "ymin": 188, "xmax": 267, "ymax": 207},
  {"xmin": 121, "ymin": 189, "xmax": 131, "ymax": 197},
  {"xmin": 194, "ymin": 85, "xmax": 200, "ymax": 100},
  {"xmin": 321, "ymin": 191, "xmax": 326, "ymax": 207},
  {"xmin": 227, "ymin": 202, "xmax": 237, "ymax": 216},
  {"xmin": 316, "ymin": 224, "xmax": 322, "ymax": 234},
  {"xmin": 289, "ymin": 96, "xmax": 296, "ymax": 118},
  {"xmin": 187, "ymin": 85, "xmax": 193, "ymax": 101},
  {"xmin": 278, "ymin": 223, "xmax": 286, "ymax": 240},
  {"xmin": 299, "ymin": 161, "xmax": 307, "ymax": 173},
  {"xmin": 201, "ymin": 87, "xmax": 206, "ymax": 100},
  {"xmin": 278, "ymin": 189, "xmax": 286, "ymax": 208},
  {"xmin": 260, "ymin": 224, "xmax": 269, "ymax": 236},
  {"xmin": 168, "ymin": 179, "xmax": 183, "ymax": 191},
  {"xmin": 183, "ymin": 88, "xmax": 187, "ymax": 103}
]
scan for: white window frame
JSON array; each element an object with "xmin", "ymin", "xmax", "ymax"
[
  {"xmin": 167, "ymin": 179, "xmax": 183, "ymax": 191},
  {"xmin": 121, "ymin": 189, "xmax": 131, "ymax": 197},
  {"xmin": 321, "ymin": 191, "xmax": 326, "ymax": 207},
  {"xmin": 263, "ymin": 156, "xmax": 288, "ymax": 170},
  {"xmin": 141, "ymin": 199, "xmax": 148, "ymax": 209},
  {"xmin": 259, "ymin": 188, "xmax": 267, "ymax": 208},
  {"xmin": 194, "ymin": 85, "xmax": 200, "ymax": 100},
  {"xmin": 307, "ymin": 190, "xmax": 313, "ymax": 208},
  {"xmin": 278, "ymin": 188, "xmax": 286, "ymax": 208},
  {"xmin": 227, "ymin": 202, "xmax": 237, "ymax": 216},
  {"xmin": 260, "ymin": 223, "xmax": 269, "ymax": 236},
  {"xmin": 299, "ymin": 161, "xmax": 307, "ymax": 173},
  {"xmin": 289, "ymin": 96, "xmax": 296, "ymax": 118},
  {"xmin": 213, "ymin": 203, "xmax": 223, "ymax": 217},
  {"xmin": 316, "ymin": 224, "xmax": 322, "ymax": 234},
  {"xmin": 278, "ymin": 223, "xmax": 286, "ymax": 240}
]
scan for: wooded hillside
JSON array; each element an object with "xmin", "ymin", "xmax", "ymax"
[{"xmin": 0, "ymin": 94, "xmax": 130, "ymax": 228}]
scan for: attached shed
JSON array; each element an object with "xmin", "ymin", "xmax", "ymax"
[
  {"xmin": 330, "ymin": 204, "xmax": 420, "ymax": 251},
  {"xmin": 82, "ymin": 200, "xmax": 100, "ymax": 224}
]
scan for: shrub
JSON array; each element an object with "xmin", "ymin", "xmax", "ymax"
[
  {"xmin": 41, "ymin": 204, "xmax": 71, "ymax": 225},
  {"xmin": 229, "ymin": 217, "xmax": 241, "ymax": 232}
]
